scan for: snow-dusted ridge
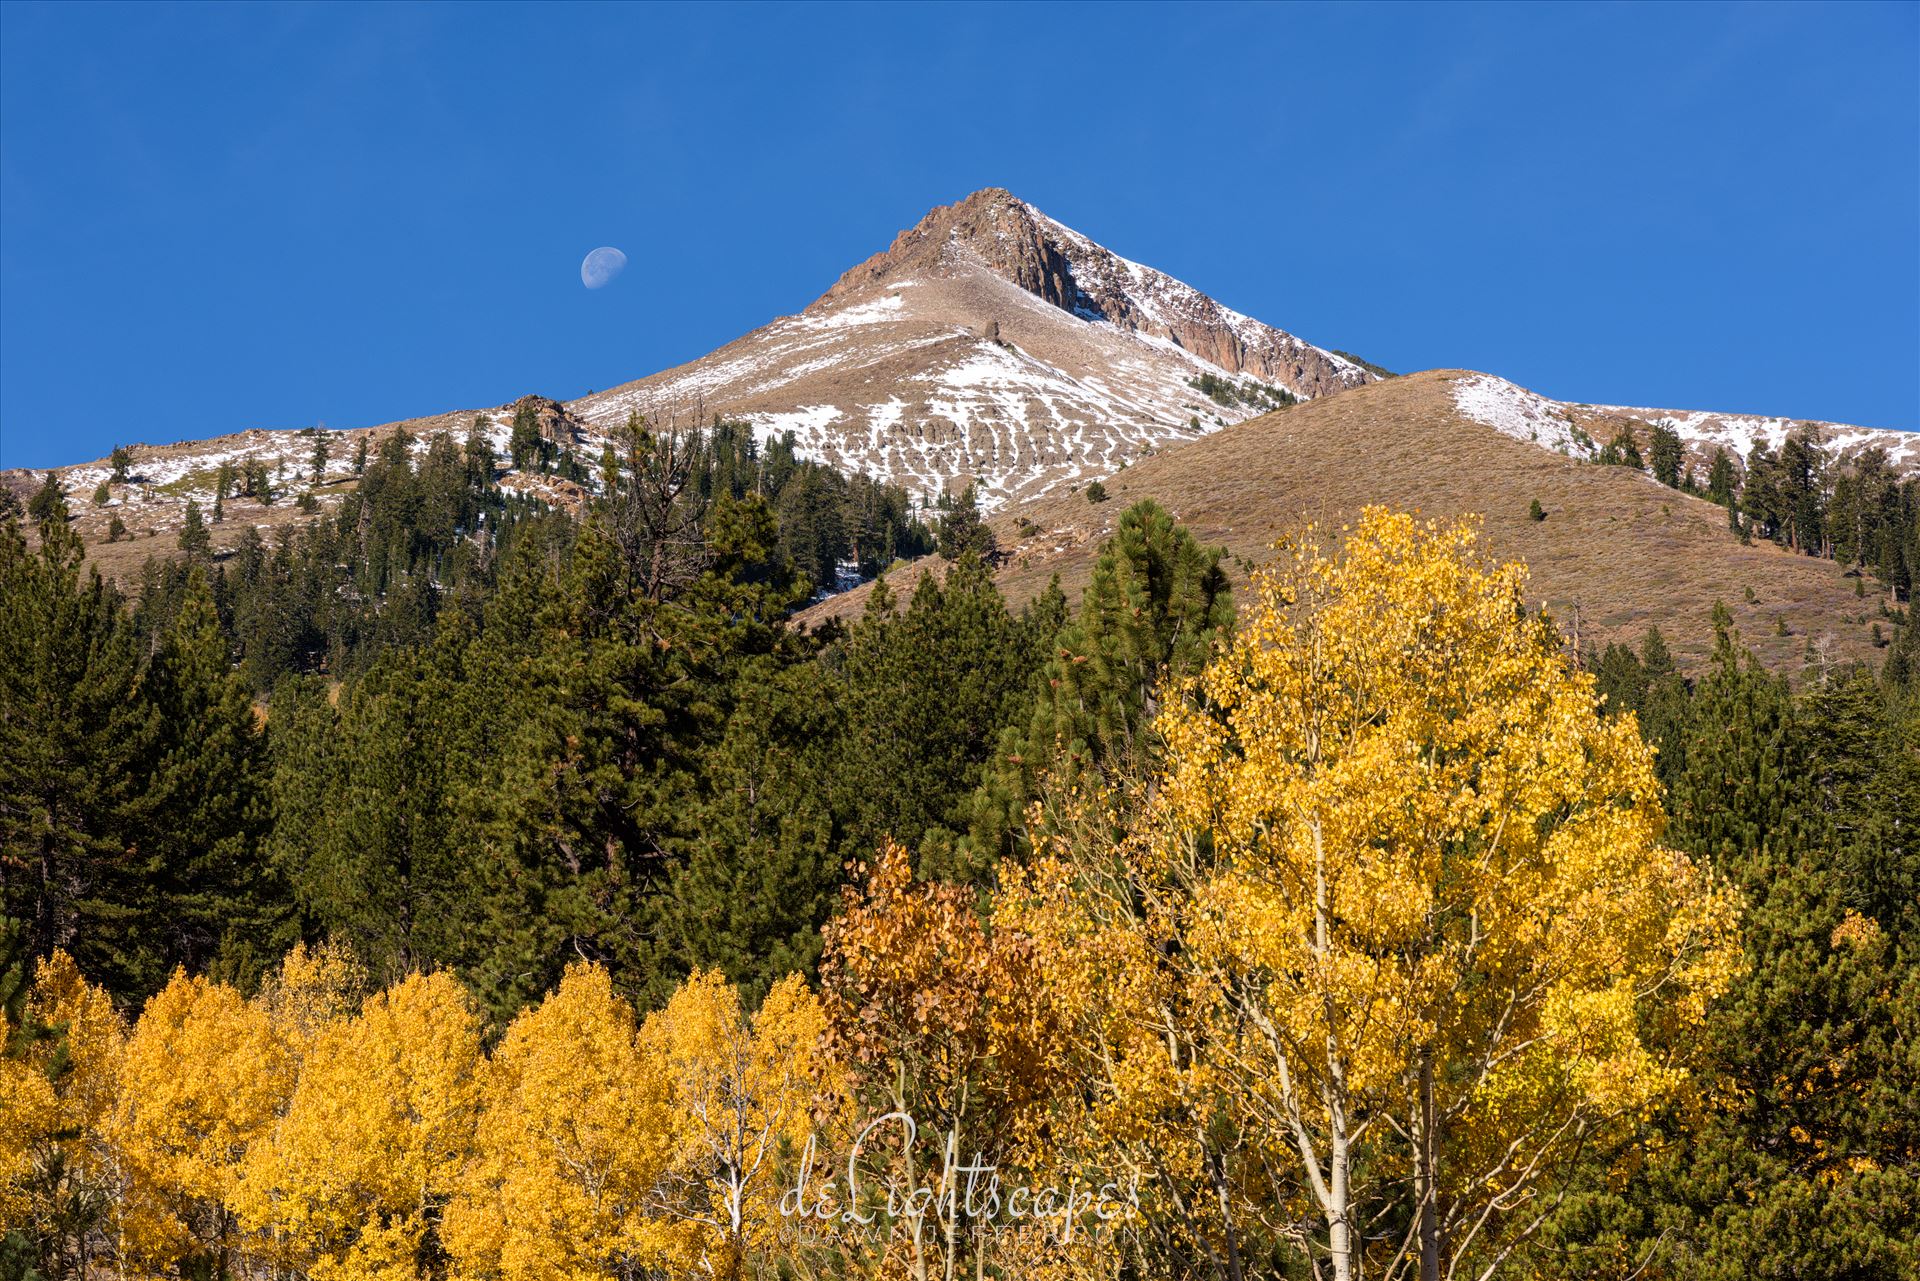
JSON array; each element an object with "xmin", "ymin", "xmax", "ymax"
[{"xmin": 1450, "ymin": 373, "xmax": 1918, "ymax": 472}]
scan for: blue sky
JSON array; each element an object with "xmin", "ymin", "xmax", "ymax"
[{"xmin": 2, "ymin": 1, "xmax": 1915, "ymax": 470}]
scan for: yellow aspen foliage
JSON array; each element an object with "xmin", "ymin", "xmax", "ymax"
[
  {"xmin": 252, "ymin": 939, "xmax": 369, "ymax": 1053},
  {"xmin": 1012, "ymin": 509, "xmax": 1744, "ymax": 1281},
  {"xmin": 998, "ymin": 796, "xmax": 1220, "ymax": 1264},
  {"xmin": 111, "ymin": 968, "xmax": 291, "ymax": 1274},
  {"xmin": 639, "ymin": 969, "xmax": 830, "ymax": 1280},
  {"xmin": 442, "ymin": 960, "xmax": 677, "ymax": 1281},
  {"xmin": 0, "ymin": 950, "xmax": 125, "ymax": 1262},
  {"xmin": 1135, "ymin": 508, "xmax": 1743, "ymax": 1281},
  {"xmin": 0, "ymin": 1054, "xmax": 54, "ymax": 1230},
  {"xmin": 234, "ymin": 970, "xmax": 482, "ymax": 1280}
]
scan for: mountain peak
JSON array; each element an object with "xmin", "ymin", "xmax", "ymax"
[{"xmin": 825, "ymin": 190, "xmax": 1369, "ymax": 401}]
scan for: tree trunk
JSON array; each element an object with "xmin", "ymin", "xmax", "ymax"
[
  {"xmin": 1417, "ymin": 1049, "xmax": 1440, "ymax": 1281},
  {"xmin": 1329, "ymin": 1120, "xmax": 1353, "ymax": 1281}
]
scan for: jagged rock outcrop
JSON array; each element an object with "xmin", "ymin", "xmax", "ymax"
[{"xmin": 506, "ymin": 394, "xmax": 588, "ymax": 446}]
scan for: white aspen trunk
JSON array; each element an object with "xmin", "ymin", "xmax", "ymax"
[
  {"xmin": 1329, "ymin": 1116, "xmax": 1354, "ymax": 1281},
  {"xmin": 1313, "ymin": 814, "xmax": 1356, "ymax": 1281},
  {"xmin": 1418, "ymin": 1049, "xmax": 1441, "ymax": 1281}
]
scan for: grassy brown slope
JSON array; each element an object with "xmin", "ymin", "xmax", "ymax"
[{"xmin": 799, "ymin": 370, "xmax": 1886, "ymax": 676}]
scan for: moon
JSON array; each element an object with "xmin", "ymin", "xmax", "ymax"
[{"xmin": 581, "ymin": 246, "xmax": 627, "ymax": 289}]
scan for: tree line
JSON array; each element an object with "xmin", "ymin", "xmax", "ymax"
[{"xmin": 1596, "ymin": 420, "xmax": 1920, "ymax": 599}]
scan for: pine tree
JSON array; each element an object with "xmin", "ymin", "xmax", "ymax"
[
  {"xmin": 1599, "ymin": 425, "xmax": 1643, "ymax": 468},
  {"xmin": 0, "ymin": 520, "xmax": 162, "ymax": 997},
  {"xmin": 109, "ymin": 445, "xmax": 133, "ymax": 483},
  {"xmin": 834, "ymin": 552, "xmax": 1034, "ymax": 870},
  {"xmin": 1664, "ymin": 610, "xmax": 1807, "ymax": 865},
  {"xmin": 936, "ymin": 483, "xmax": 996, "ymax": 562},
  {"xmin": 91, "ymin": 481, "xmax": 109, "ymax": 507},
  {"xmin": 1777, "ymin": 431, "xmax": 1826, "ymax": 554},
  {"xmin": 132, "ymin": 569, "xmax": 285, "ymax": 988},
  {"xmin": 1707, "ymin": 447, "xmax": 1737, "ymax": 507},
  {"xmin": 1649, "ymin": 421, "xmax": 1683, "ymax": 487},
  {"xmin": 27, "ymin": 473, "xmax": 68, "ymax": 535},
  {"xmin": 508, "ymin": 403, "xmax": 546, "ymax": 472},
  {"xmin": 1742, "ymin": 443, "xmax": 1782, "ymax": 542},
  {"xmin": 177, "ymin": 498, "xmax": 211, "ymax": 561},
  {"xmin": 650, "ymin": 659, "xmax": 843, "ymax": 1007},
  {"xmin": 967, "ymin": 500, "xmax": 1232, "ymax": 865}
]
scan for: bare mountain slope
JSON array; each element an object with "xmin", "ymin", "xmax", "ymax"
[{"xmin": 798, "ymin": 370, "xmax": 1892, "ymax": 676}]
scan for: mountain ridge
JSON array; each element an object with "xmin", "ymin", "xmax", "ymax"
[
  {"xmin": 5, "ymin": 186, "xmax": 1915, "ymax": 627},
  {"xmin": 797, "ymin": 369, "xmax": 1900, "ymax": 676}
]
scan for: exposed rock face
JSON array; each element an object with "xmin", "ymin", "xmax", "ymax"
[
  {"xmin": 506, "ymin": 394, "xmax": 587, "ymax": 446},
  {"xmin": 827, "ymin": 188, "xmax": 1370, "ymax": 401}
]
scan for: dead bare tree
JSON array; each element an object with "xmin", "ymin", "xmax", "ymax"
[{"xmin": 606, "ymin": 399, "xmax": 713, "ymax": 602}]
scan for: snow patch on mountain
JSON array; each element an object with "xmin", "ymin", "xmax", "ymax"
[
  {"xmin": 1590, "ymin": 404, "xmax": 1919, "ymax": 467},
  {"xmin": 1451, "ymin": 375, "xmax": 1596, "ymax": 457}
]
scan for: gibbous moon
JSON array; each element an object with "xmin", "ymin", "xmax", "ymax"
[{"xmin": 581, "ymin": 246, "xmax": 627, "ymax": 289}]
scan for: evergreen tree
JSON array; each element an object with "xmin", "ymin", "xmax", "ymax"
[
  {"xmin": 1599, "ymin": 424, "xmax": 1643, "ymax": 468},
  {"xmin": 310, "ymin": 432, "xmax": 332, "ymax": 483},
  {"xmin": 508, "ymin": 403, "xmax": 547, "ymax": 472},
  {"xmin": 281, "ymin": 635, "xmax": 474, "ymax": 989},
  {"xmin": 1777, "ymin": 431, "xmax": 1827, "ymax": 554},
  {"xmin": 0, "ymin": 520, "xmax": 160, "ymax": 997},
  {"xmin": 27, "ymin": 472, "xmax": 68, "ymax": 534},
  {"xmin": 1706, "ymin": 447, "xmax": 1737, "ymax": 508},
  {"xmin": 109, "ymin": 444, "xmax": 133, "ymax": 483},
  {"xmin": 1742, "ymin": 443, "xmax": 1782, "ymax": 542},
  {"xmin": 651, "ymin": 658, "xmax": 843, "ymax": 1007},
  {"xmin": 935, "ymin": 483, "xmax": 997, "ymax": 562},
  {"xmin": 177, "ymin": 498, "xmax": 211, "ymax": 561},
  {"xmin": 832, "ymin": 553, "xmax": 1035, "ymax": 871},
  {"xmin": 1649, "ymin": 421, "xmax": 1684, "ymax": 487},
  {"xmin": 465, "ymin": 418, "xmax": 497, "ymax": 493},
  {"xmin": 775, "ymin": 464, "xmax": 849, "ymax": 593},
  {"xmin": 1664, "ymin": 610, "xmax": 1808, "ymax": 863},
  {"xmin": 967, "ymin": 500, "xmax": 1233, "ymax": 865},
  {"xmin": 133, "ymin": 569, "xmax": 285, "ymax": 987}
]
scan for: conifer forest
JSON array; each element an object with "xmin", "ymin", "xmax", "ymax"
[{"xmin": 3, "ymin": 413, "xmax": 1916, "ymax": 1280}]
